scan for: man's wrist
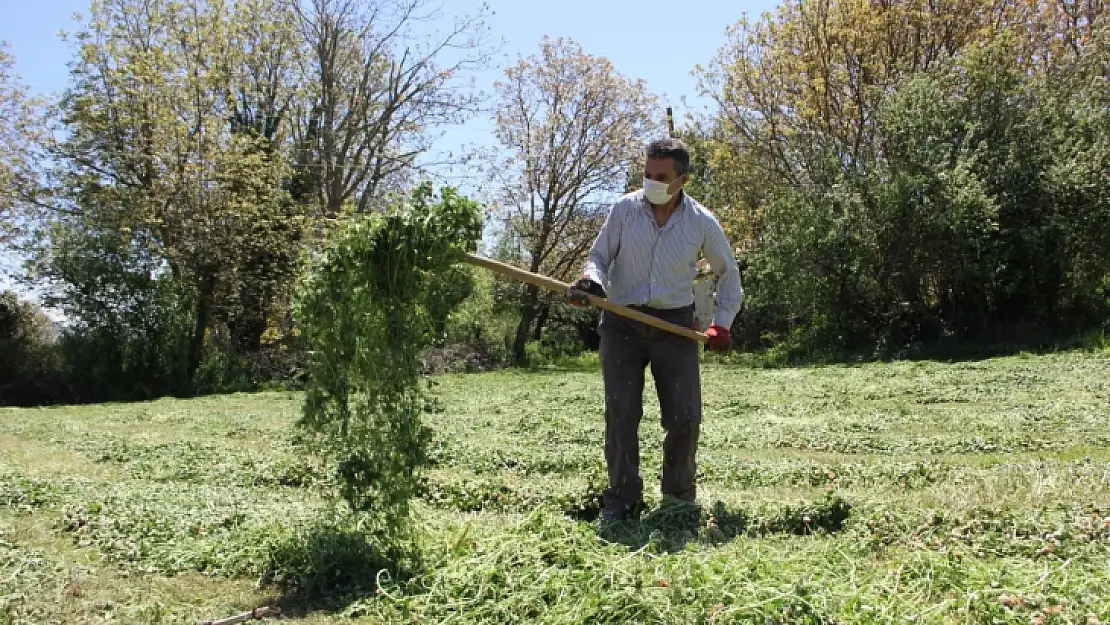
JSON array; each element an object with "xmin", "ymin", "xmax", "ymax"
[
  {"xmin": 582, "ymin": 265, "xmax": 604, "ymax": 285},
  {"xmin": 711, "ymin": 316, "xmax": 734, "ymax": 331}
]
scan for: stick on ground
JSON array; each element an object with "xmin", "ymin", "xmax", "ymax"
[{"xmin": 197, "ymin": 606, "xmax": 280, "ymax": 625}]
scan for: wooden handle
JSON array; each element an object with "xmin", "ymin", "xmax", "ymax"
[{"xmin": 461, "ymin": 253, "xmax": 709, "ymax": 344}]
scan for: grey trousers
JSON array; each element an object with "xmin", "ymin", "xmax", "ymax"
[{"xmin": 597, "ymin": 304, "xmax": 701, "ymax": 514}]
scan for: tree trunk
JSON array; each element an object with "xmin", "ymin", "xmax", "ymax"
[
  {"xmin": 187, "ymin": 271, "xmax": 217, "ymax": 391},
  {"xmin": 230, "ymin": 279, "xmax": 271, "ymax": 355},
  {"xmin": 231, "ymin": 308, "xmax": 268, "ymax": 354},
  {"xmin": 532, "ymin": 302, "xmax": 549, "ymax": 341},
  {"xmin": 576, "ymin": 313, "xmax": 601, "ymax": 351},
  {"xmin": 512, "ymin": 284, "xmax": 540, "ymax": 365},
  {"xmin": 433, "ymin": 314, "xmax": 449, "ymax": 347}
]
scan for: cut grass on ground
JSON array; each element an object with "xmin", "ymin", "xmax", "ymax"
[{"xmin": 2, "ymin": 349, "xmax": 1109, "ymax": 624}]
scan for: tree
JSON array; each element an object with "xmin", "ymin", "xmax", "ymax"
[
  {"xmin": 290, "ymin": 0, "xmax": 496, "ymax": 215},
  {"xmin": 0, "ymin": 42, "xmax": 47, "ymax": 246},
  {"xmin": 0, "ymin": 290, "xmax": 63, "ymax": 406},
  {"xmin": 30, "ymin": 0, "xmax": 305, "ymax": 384},
  {"xmin": 691, "ymin": 0, "xmax": 1106, "ymax": 243},
  {"xmin": 487, "ymin": 36, "xmax": 663, "ymax": 364},
  {"xmin": 17, "ymin": 0, "xmax": 500, "ymax": 396},
  {"xmin": 677, "ymin": 118, "xmax": 766, "ymax": 253},
  {"xmin": 689, "ymin": 0, "xmax": 1109, "ymax": 355},
  {"xmin": 693, "ymin": 0, "xmax": 1018, "ymax": 196},
  {"xmin": 220, "ymin": 0, "xmax": 309, "ymax": 356}
]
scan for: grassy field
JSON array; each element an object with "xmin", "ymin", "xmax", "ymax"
[{"xmin": 2, "ymin": 348, "xmax": 1109, "ymax": 624}]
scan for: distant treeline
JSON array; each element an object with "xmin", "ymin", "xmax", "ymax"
[{"xmin": 1, "ymin": 0, "xmax": 1106, "ymax": 406}]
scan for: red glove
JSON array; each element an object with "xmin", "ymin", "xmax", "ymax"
[{"xmin": 705, "ymin": 324, "xmax": 731, "ymax": 353}]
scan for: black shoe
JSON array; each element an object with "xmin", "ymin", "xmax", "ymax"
[{"xmin": 601, "ymin": 499, "xmax": 644, "ymax": 522}]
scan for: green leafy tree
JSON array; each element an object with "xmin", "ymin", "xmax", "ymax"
[
  {"xmin": 691, "ymin": 0, "xmax": 1109, "ymax": 355},
  {"xmin": 0, "ymin": 41, "xmax": 48, "ymax": 247},
  {"xmin": 29, "ymin": 0, "xmax": 308, "ymax": 388},
  {"xmin": 26, "ymin": 0, "xmax": 497, "ymax": 388},
  {"xmin": 0, "ymin": 290, "xmax": 61, "ymax": 406},
  {"xmin": 1035, "ymin": 20, "xmax": 1110, "ymax": 320}
]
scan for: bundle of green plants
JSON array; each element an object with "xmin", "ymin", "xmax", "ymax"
[{"xmin": 292, "ymin": 183, "xmax": 483, "ymax": 531}]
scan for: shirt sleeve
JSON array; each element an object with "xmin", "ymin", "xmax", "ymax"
[
  {"xmin": 701, "ymin": 213, "xmax": 744, "ymax": 329},
  {"xmin": 582, "ymin": 199, "xmax": 622, "ymax": 287}
]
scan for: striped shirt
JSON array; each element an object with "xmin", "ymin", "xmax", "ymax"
[{"xmin": 583, "ymin": 189, "xmax": 744, "ymax": 329}]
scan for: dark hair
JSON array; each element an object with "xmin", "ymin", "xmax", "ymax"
[{"xmin": 646, "ymin": 137, "xmax": 690, "ymax": 175}]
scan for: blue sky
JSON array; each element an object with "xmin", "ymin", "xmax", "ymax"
[{"xmin": 0, "ymin": 0, "xmax": 778, "ymax": 304}]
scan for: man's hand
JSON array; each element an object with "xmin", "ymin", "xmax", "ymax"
[
  {"xmin": 567, "ymin": 277, "xmax": 605, "ymax": 307},
  {"xmin": 705, "ymin": 324, "xmax": 732, "ymax": 353}
]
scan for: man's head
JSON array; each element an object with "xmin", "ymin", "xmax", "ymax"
[{"xmin": 643, "ymin": 137, "xmax": 690, "ymax": 206}]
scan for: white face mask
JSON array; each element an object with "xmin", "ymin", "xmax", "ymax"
[{"xmin": 643, "ymin": 177, "xmax": 678, "ymax": 205}]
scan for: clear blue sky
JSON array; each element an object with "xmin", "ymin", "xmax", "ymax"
[{"xmin": 0, "ymin": 0, "xmax": 778, "ymax": 304}]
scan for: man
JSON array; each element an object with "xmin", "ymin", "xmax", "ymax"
[{"xmin": 568, "ymin": 137, "xmax": 744, "ymax": 522}]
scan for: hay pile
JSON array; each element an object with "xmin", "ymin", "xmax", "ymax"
[{"xmin": 292, "ymin": 183, "xmax": 483, "ymax": 527}]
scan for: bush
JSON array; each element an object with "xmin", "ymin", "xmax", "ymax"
[
  {"xmin": 425, "ymin": 274, "xmax": 600, "ymax": 372},
  {"xmin": 717, "ymin": 34, "xmax": 1110, "ymax": 361},
  {"xmin": 0, "ymin": 291, "xmax": 64, "ymax": 406},
  {"xmin": 436, "ymin": 266, "xmax": 518, "ymax": 369},
  {"xmin": 49, "ymin": 277, "xmax": 195, "ymax": 404}
]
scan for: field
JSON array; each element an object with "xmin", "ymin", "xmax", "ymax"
[{"xmin": 2, "ymin": 349, "xmax": 1109, "ymax": 624}]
